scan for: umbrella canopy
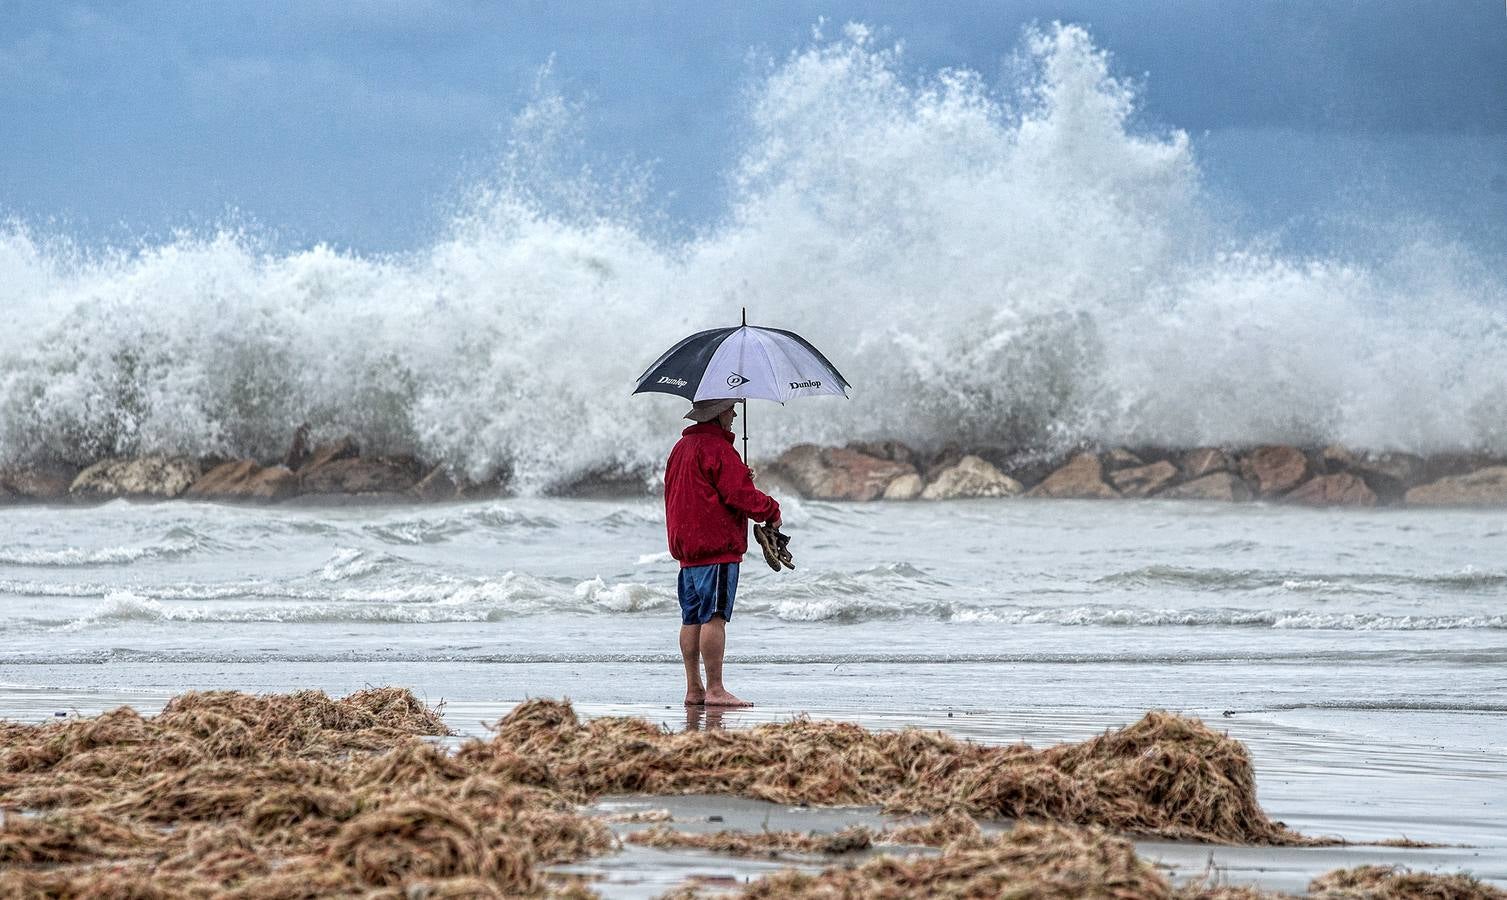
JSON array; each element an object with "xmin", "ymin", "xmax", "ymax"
[{"xmin": 632, "ymin": 324, "xmax": 850, "ymax": 404}]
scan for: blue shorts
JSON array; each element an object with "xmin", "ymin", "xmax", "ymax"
[{"xmin": 678, "ymin": 563, "xmax": 738, "ymax": 625}]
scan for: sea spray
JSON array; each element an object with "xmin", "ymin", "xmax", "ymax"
[{"xmin": 2, "ymin": 24, "xmax": 1505, "ymax": 491}]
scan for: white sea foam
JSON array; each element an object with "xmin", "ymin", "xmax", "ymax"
[
  {"xmin": 1, "ymin": 25, "xmax": 1504, "ymax": 490},
  {"xmin": 317, "ymin": 547, "xmax": 389, "ymax": 581},
  {"xmin": 0, "ymin": 536, "xmax": 198, "ymax": 567},
  {"xmin": 573, "ymin": 577, "xmax": 670, "ymax": 612}
]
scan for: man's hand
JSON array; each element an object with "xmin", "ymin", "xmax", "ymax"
[{"xmin": 747, "ymin": 467, "xmax": 757, "ymax": 482}]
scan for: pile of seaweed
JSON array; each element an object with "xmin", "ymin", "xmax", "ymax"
[
  {"xmin": 2, "ymin": 691, "xmax": 1502, "ymax": 898},
  {"xmin": 0, "ymin": 689, "xmax": 607, "ymax": 897},
  {"xmin": 477, "ymin": 700, "xmax": 1308, "ymax": 845},
  {"xmin": 648, "ymin": 823, "xmax": 1506, "ymax": 899}
]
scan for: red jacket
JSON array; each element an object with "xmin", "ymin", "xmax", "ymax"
[{"xmin": 664, "ymin": 423, "xmax": 781, "ymax": 568}]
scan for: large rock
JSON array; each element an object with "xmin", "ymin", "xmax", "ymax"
[
  {"xmin": 1159, "ymin": 472, "xmax": 1253, "ymax": 502},
  {"xmin": 1404, "ymin": 467, "xmax": 1507, "ymax": 507},
  {"xmin": 70, "ymin": 456, "xmax": 201, "ymax": 500},
  {"xmin": 881, "ymin": 472, "xmax": 924, "ymax": 501},
  {"xmin": 300, "ymin": 457, "xmax": 422, "ymax": 496},
  {"xmin": 0, "ymin": 463, "xmax": 78, "ymax": 501},
  {"xmin": 773, "ymin": 445, "xmax": 916, "ymax": 501},
  {"xmin": 186, "ymin": 460, "xmax": 258, "ymax": 497},
  {"xmin": 1286, "ymin": 473, "xmax": 1377, "ymax": 507},
  {"xmin": 1027, "ymin": 453, "xmax": 1119, "ymax": 499},
  {"xmin": 1109, "ymin": 461, "xmax": 1179, "ymax": 498},
  {"xmin": 1239, "ymin": 446, "xmax": 1309, "ymax": 496},
  {"xmin": 920, "ymin": 455, "xmax": 1022, "ymax": 500},
  {"xmin": 243, "ymin": 466, "xmax": 300, "ymax": 502},
  {"xmin": 1181, "ymin": 448, "xmax": 1232, "ymax": 480},
  {"xmin": 186, "ymin": 460, "xmax": 300, "ymax": 503}
]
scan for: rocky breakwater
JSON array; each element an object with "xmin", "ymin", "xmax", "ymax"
[
  {"xmin": 7, "ymin": 430, "xmax": 1507, "ymax": 508},
  {"xmin": 0, "ymin": 425, "xmax": 504, "ymax": 507},
  {"xmin": 764, "ymin": 441, "xmax": 1507, "ymax": 508}
]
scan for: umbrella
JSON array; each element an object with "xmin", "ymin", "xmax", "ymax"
[{"xmin": 633, "ymin": 309, "xmax": 850, "ymax": 460}]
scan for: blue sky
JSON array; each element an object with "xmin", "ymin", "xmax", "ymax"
[{"xmin": 2, "ymin": 1, "xmax": 1504, "ymax": 253}]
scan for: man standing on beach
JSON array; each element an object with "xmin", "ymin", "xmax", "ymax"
[{"xmin": 665, "ymin": 398, "xmax": 781, "ymax": 707}]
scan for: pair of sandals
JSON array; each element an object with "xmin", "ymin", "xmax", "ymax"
[{"xmin": 753, "ymin": 523, "xmax": 795, "ymax": 571}]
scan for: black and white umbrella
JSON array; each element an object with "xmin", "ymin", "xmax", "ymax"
[{"xmin": 633, "ymin": 312, "xmax": 850, "ymax": 457}]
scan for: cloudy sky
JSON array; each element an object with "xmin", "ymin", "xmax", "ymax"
[{"xmin": 2, "ymin": 1, "xmax": 1504, "ymax": 253}]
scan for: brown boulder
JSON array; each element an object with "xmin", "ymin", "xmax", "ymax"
[
  {"xmin": 301, "ymin": 457, "xmax": 422, "ymax": 496},
  {"xmin": 920, "ymin": 455, "xmax": 1022, "ymax": 500},
  {"xmin": 187, "ymin": 460, "xmax": 258, "ymax": 498},
  {"xmin": 186, "ymin": 460, "xmax": 299, "ymax": 503},
  {"xmin": 1159, "ymin": 472, "xmax": 1253, "ymax": 502},
  {"xmin": 70, "ymin": 456, "xmax": 201, "ymax": 500},
  {"xmin": 243, "ymin": 466, "xmax": 300, "ymax": 502},
  {"xmin": 1110, "ymin": 461, "xmax": 1178, "ymax": 498},
  {"xmin": 1027, "ymin": 453, "xmax": 1119, "ymax": 499},
  {"xmin": 772, "ymin": 445, "xmax": 916, "ymax": 501},
  {"xmin": 1404, "ymin": 467, "xmax": 1507, "ymax": 507},
  {"xmin": 1181, "ymin": 448, "xmax": 1232, "ymax": 480},
  {"xmin": 0, "ymin": 463, "xmax": 78, "ymax": 501},
  {"xmin": 1240, "ymin": 446, "xmax": 1309, "ymax": 496},
  {"xmin": 1286, "ymin": 473, "xmax": 1377, "ymax": 507}
]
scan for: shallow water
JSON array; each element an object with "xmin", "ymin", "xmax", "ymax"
[{"xmin": 2, "ymin": 496, "xmax": 1504, "ymax": 887}]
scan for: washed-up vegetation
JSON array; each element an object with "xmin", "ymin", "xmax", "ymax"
[
  {"xmin": 481, "ymin": 699, "xmax": 1312, "ymax": 845},
  {"xmin": 2, "ymin": 690, "xmax": 1502, "ymax": 898},
  {"xmin": 655, "ymin": 823, "xmax": 1507, "ymax": 899}
]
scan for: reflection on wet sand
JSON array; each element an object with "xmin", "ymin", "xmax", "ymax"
[{"xmin": 685, "ymin": 705, "xmax": 726, "ymax": 731}]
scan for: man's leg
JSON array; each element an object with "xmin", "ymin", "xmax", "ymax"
[
  {"xmin": 699, "ymin": 615, "xmax": 751, "ymax": 706},
  {"xmin": 680, "ymin": 624, "xmax": 704, "ymax": 705}
]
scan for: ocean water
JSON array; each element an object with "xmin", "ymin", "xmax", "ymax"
[{"xmin": 4, "ymin": 495, "xmax": 1505, "ymax": 707}]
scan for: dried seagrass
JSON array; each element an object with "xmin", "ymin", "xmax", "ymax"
[
  {"xmin": 465, "ymin": 699, "xmax": 1318, "ymax": 845},
  {"xmin": 1307, "ymin": 864, "xmax": 1507, "ymax": 899}
]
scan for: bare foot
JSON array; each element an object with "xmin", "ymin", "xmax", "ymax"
[
  {"xmin": 703, "ymin": 688, "xmax": 752, "ymax": 707},
  {"xmin": 685, "ymin": 690, "xmax": 705, "ymax": 706}
]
